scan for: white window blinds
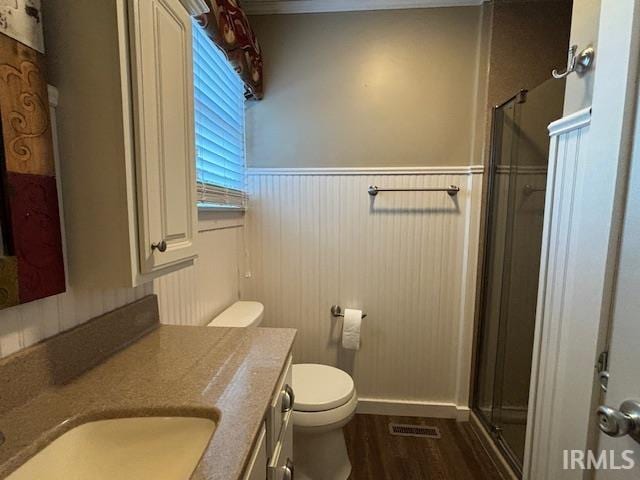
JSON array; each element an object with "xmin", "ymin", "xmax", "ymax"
[{"xmin": 192, "ymin": 21, "xmax": 246, "ymax": 209}]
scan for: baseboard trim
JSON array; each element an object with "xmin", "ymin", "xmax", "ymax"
[{"xmin": 356, "ymin": 397, "xmax": 470, "ymax": 421}]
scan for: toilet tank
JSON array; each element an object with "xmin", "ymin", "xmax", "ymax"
[{"xmin": 207, "ymin": 301, "xmax": 264, "ymax": 327}]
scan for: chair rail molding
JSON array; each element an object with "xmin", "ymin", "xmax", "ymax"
[{"xmin": 246, "ymin": 165, "xmax": 484, "ymax": 176}]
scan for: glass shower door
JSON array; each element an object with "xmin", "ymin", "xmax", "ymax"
[
  {"xmin": 474, "ymin": 92, "xmax": 523, "ymax": 431},
  {"xmin": 474, "ymin": 79, "xmax": 566, "ymax": 474}
]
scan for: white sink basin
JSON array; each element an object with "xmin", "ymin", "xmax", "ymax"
[{"xmin": 7, "ymin": 416, "xmax": 216, "ymax": 480}]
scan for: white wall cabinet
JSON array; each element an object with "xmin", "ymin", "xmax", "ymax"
[
  {"xmin": 43, "ymin": 0, "xmax": 205, "ymax": 287},
  {"xmin": 129, "ymin": 0, "xmax": 198, "ymax": 274}
]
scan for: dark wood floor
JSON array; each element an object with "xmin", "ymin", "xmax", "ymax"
[{"xmin": 344, "ymin": 414, "xmax": 505, "ymax": 480}]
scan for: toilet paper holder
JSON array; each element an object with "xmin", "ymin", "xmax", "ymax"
[{"xmin": 331, "ymin": 305, "xmax": 367, "ymax": 319}]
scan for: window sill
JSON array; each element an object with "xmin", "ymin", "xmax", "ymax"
[{"xmin": 198, "ymin": 207, "xmax": 245, "ymax": 232}]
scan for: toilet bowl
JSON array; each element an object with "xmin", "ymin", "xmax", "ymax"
[
  {"xmin": 208, "ymin": 302, "xmax": 358, "ymax": 480},
  {"xmin": 292, "ymin": 363, "xmax": 357, "ymax": 480}
]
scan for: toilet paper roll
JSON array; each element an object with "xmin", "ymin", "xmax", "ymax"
[{"xmin": 342, "ymin": 308, "xmax": 362, "ymax": 350}]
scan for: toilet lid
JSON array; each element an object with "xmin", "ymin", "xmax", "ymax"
[{"xmin": 292, "ymin": 364, "xmax": 355, "ymax": 412}]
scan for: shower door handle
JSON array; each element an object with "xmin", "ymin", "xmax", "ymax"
[{"xmin": 597, "ymin": 400, "xmax": 640, "ymax": 442}]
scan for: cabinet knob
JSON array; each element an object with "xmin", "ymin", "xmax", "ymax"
[
  {"xmin": 151, "ymin": 240, "xmax": 167, "ymax": 252},
  {"xmin": 283, "ymin": 458, "xmax": 294, "ymax": 480},
  {"xmin": 282, "ymin": 384, "xmax": 295, "ymax": 413}
]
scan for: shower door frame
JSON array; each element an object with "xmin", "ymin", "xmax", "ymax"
[{"xmin": 471, "ymin": 89, "xmax": 529, "ymax": 477}]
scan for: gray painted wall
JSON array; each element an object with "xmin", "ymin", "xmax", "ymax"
[
  {"xmin": 563, "ymin": 0, "xmax": 600, "ymax": 114},
  {"xmin": 246, "ymin": 8, "xmax": 484, "ymax": 168}
]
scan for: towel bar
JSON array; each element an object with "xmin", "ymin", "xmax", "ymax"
[{"xmin": 367, "ymin": 185, "xmax": 460, "ymax": 197}]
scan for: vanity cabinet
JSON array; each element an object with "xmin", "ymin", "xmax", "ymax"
[
  {"xmin": 42, "ymin": 0, "xmax": 205, "ymax": 287},
  {"xmin": 268, "ymin": 357, "xmax": 294, "ymax": 480},
  {"xmin": 244, "ymin": 356, "xmax": 294, "ymax": 480},
  {"xmin": 268, "ymin": 414, "xmax": 293, "ymax": 480},
  {"xmin": 244, "ymin": 425, "xmax": 267, "ymax": 480}
]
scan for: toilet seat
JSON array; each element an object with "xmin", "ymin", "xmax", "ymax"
[
  {"xmin": 293, "ymin": 364, "xmax": 355, "ymax": 412},
  {"xmin": 293, "ymin": 390, "xmax": 358, "ymax": 429},
  {"xmin": 292, "ymin": 364, "xmax": 357, "ymax": 430}
]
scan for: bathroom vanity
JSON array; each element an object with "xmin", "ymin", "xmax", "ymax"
[
  {"xmin": 0, "ymin": 296, "xmax": 296, "ymax": 480},
  {"xmin": 248, "ymin": 357, "xmax": 294, "ymax": 480}
]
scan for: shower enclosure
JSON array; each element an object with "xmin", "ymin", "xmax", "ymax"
[{"xmin": 473, "ymin": 78, "xmax": 566, "ymax": 475}]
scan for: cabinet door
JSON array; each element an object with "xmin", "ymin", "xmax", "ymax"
[
  {"xmin": 268, "ymin": 356, "xmax": 293, "ymax": 454},
  {"xmin": 129, "ymin": 0, "xmax": 198, "ymax": 273},
  {"xmin": 268, "ymin": 413, "xmax": 293, "ymax": 480},
  {"xmin": 244, "ymin": 424, "xmax": 267, "ymax": 480}
]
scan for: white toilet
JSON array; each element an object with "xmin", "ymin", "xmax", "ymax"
[{"xmin": 208, "ymin": 301, "xmax": 358, "ymax": 480}]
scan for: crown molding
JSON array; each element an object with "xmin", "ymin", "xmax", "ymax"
[{"xmin": 242, "ymin": 0, "xmax": 485, "ymax": 15}]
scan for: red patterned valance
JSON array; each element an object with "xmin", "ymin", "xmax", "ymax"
[{"xmin": 197, "ymin": 0, "xmax": 263, "ymax": 100}]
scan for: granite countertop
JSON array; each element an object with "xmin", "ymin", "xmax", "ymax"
[{"xmin": 0, "ymin": 296, "xmax": 296, "ymax": 480}]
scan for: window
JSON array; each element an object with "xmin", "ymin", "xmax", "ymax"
[{"xmin": 192, "ymin": 21, "xmax": 246, "ymax": 209}]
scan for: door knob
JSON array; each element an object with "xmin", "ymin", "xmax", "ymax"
[
  {"xmin": 597, "ymin": 400, "xmax": 640, "ymax": 441},
  {"xmin": 151, "ymin": 240, "xmax": 167, "ymax": 252}
]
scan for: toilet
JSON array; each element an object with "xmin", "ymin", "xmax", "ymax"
[{"xmin": 208, "ymin": 301, "xmax": 358, "ymax": 480}]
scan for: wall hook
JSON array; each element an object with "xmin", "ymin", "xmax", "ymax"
[{"xmin": 552, "ymin": 45, "xmax": 595, "ymax": 79}]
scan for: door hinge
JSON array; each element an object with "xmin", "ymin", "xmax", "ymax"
[
  {"xmin": 597, "ymin": 350, "xmax": 609, "ymax": 372},
  {"xmin": 597, "ymin": 350, "xmax": 609, "ymax": 392}
]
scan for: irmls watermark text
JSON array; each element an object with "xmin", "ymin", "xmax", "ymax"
[{"xmin": 563, "ymin": 449, "xmax": 636, "ymax": 470}]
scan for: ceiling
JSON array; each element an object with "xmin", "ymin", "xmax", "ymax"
[{"xmin": 242, "ymin": 0, "xmax": 486, "ymax": 15}]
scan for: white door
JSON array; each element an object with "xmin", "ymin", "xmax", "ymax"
[
  {"xmin": 592, "ymin": 76, "xmax": 640, "ymax": 478},
  {"xmin": 524, "ymin": 1, "xmax": 640, "ymax": 478},
  {"xmin": 129, "ymin": 0, "xmax": 198, "ymax": 274}
]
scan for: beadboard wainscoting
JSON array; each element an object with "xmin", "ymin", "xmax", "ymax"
[
  {"xmin": 0, "ymin": 284, "xmax": 153, "ymax": 358},
  {"xmin": 154, "ymin": 215, "xmax": 244, "ymax": 326},
  {"xmin": 525, "ymin": 108, "xmax": 594, "ymax": 480},
  {"xmin": 243, "ymin": 166, "xmax": 483, "ymax": 418}
]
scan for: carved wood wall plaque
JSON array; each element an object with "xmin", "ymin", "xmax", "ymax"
[
  {"xmin": 0, "ymin": 29, "xmax": 65, "ymax": 309},
  {"xmin": 0, "ymin": 32, "xmax": 53, "ymax": 175}
]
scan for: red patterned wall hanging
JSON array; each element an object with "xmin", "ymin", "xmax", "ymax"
[
  {"xmin": 197, "ymin": 0, "xmax": 264, "ymax": 100},
  {"xmin": 0, "ymin": 23, "xmax": 66, "ymax": 309}
]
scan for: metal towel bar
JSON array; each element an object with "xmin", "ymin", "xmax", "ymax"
[{"xmin": 367, "ymin": 185, "xmax": 460, "ymax": 197}]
